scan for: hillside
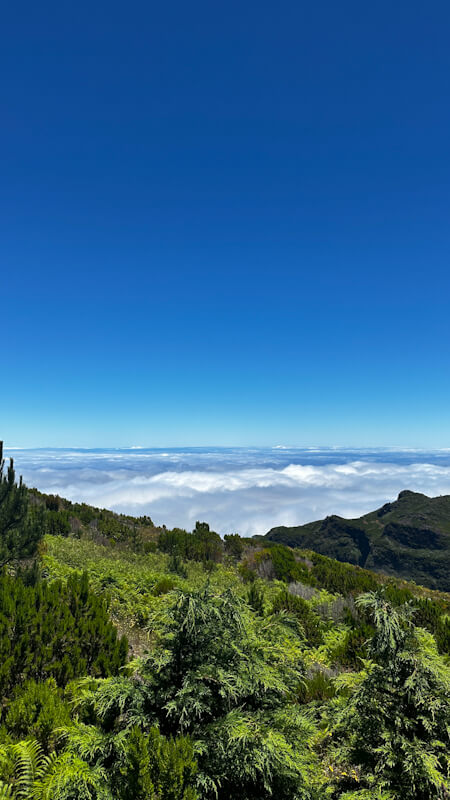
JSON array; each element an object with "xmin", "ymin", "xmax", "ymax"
[
  {"xmin": 32, "ymin": 487, "xmax": 450, "ymax": 654},
  {"xmin": 0, "ymin": 445, "xmax": 449, "ymax": 798},
  {"xmin": 265, "ymin": 489, "xmax": 450, "ymax": 591}
]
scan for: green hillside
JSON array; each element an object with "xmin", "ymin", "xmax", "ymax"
[
  {"xmin": 265, "ymin": 490, "xmax": 450, "ymax": 591},
  {"xmin": 0, "ymin": 446, "xmax": 449, "ymax": 799}
]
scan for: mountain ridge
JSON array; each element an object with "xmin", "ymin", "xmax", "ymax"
[{"xmin": 265, "ymin": 489, "xmax": 450, "ymax": 591}]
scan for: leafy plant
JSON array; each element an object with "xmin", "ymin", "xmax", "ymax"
[
  {"xmin": 0, "ymin": 442, "xmax": 42, "ymax": 569},
  {"xmin": 64, "ymin": 587, "xmax": 322, "ymax": 799},
  {"xmin": 0, "ymin": 571, "xmax": 127, "ymax": 697},
  {"xmin": 332, "ymin": 591, "xmax": 450, "ymax": 799},
  {"xmin": 3, "ymin": 680, "xmax": 71, "ymax": 752}
]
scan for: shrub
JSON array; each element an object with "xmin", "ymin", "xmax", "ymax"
[
  {"xmin": 272, "ymin": 588, "xmax": 323, "ymax": 646},
  {"xmin": 0, "ymin": 571, "xmax": 128, "ymax": 696},
  {"xmin": 152, "ymin": 576, "xmax": 176, "ymax": 596},
  {"xmin": 3, "ymin": 679, "xmax": 71, "ymax": 751}
]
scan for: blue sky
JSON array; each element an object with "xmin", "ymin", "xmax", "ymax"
[{"xmin": 2, "ymin": 0, "xmax": 450, "ymax": 447}]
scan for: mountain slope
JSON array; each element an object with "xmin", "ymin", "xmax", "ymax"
[{"xmin": 265, "ymin": 490, "xmax": 450, "ymax": 591}]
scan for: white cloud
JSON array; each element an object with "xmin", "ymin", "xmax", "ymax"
[{"xmin": 5, "ymin": 448, "xmax": 450, "ymax": 537}]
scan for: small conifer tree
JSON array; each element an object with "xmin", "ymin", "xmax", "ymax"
[
  {"xmin": 333, "ymin": 591, "xmax": 450, "ymax": 799},
  {"xmin": 0, "ymin": 441, "xmax": 42, "ymax": 567}
]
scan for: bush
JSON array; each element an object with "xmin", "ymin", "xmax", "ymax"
[
  {"xmin": 297, "ymin": 670, "xmax": 336, "ymax": 703},
  {"xmin": 45, "ymin": 510, "xmax": 71, "ymax": 536},
  {"xmin": 3, "ymin": 679, "xmax": 71, "ymax": 751},
  {"xmin": 309, "ymin": 553, "xmax": 378, "ymax": 595},
  {"xmin": 332, "ymin": 592, "xmax": 450, "ymax": 799},
  {"xmin": 168, "ymin": 552, "xmax": 188, "ymax": 578},
  {"xmin": 272, "ymin": 588, "xmax": 323, "ymax": 646},
  {"xmin": 153, "ymin": 576, "xmax": 176, "ymax": 596},
  {"xmin": 158, "ymin": 522, "xmax": 223, "ymax": 563},
  {"xmin": 247, "ymin": 581, "xmax": 265, "ymax": 615},
  {"xmin": 66, "ymin": 587, "xmax": 322, "ymax": 799},
  {"xmin": 0, "ymin": 570, "xmax": 128, "ymax": 696}
]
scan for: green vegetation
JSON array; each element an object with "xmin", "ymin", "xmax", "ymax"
[
  {"xmin": 0, "ymin": 570, "xmax": 127, "ymax": 697},
  {"xmin": 265, "ymin": 489, "xmax": 450, "ymax": 590},
  {"xmin": 62, "ymin": 587, "xmax": 319, "ymax": 800},
  {"xmin": 158, "ymin": 522, "xmax": 223, "ymax": 563},
  {"xmin": 330, "ymin": 592, "xmax": 450, "ymax": 798},
  {"xmin": 0, "ymin": 442, "xmax": 449, "ymax": 798},
  {"xmin": 0, "ymin": 442, "xmax": 42, "ymax": 568}
]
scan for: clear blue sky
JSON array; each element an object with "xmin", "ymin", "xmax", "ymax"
[{"xmin": 2, "ymin": 0, "xmax": 450, "ymax": 448}]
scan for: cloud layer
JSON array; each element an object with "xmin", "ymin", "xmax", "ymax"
[{"xmin": 6, "ymin": 447, "xmax": 450, "ymax": 536}]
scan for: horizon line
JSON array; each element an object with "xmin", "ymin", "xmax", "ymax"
[{"xmin": 3, "ymin": 444, "xmax": 450, "ymax": 452}]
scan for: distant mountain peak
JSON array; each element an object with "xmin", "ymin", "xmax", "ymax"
[
  {"xmin": 397, "ymin": 489, "xmax": 428, "ymax": 500},
  {"xmin": 265, "ymin": 490, "xmax": 450, "ymax": 591}
]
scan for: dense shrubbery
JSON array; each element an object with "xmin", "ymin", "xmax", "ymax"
[
  {"xmin": 0, "ymin": 570, "xmax": 128, "ymax": 696},
  {"xmin": 31, "ymin": 491, "xmax": 159, "ymax": 554},
  {"xmin": 0, "ymin": 566, "xmax": 447, "ymax": 799},
  {"xmin": 384, "ymin": 584, "xmax": 450, "ymax": 654},
  {"xmin": 272, "ymin": 587, "xmax": 323, "ymax": 646},
  {"xmin": 223, "ymin": 532, "xmax": 244, "ymax": 559},
  {"xmin": 158, "ymin": 522, "xmax": 223, "ymax": 563},
  {"xmin": 45, "ymin": 508, "xmax": 72, "ymax": 536},
  {"xmin": 1, "ymin": 679, "xmax": 71, "ymax": 751},
  {"xmin": 255, "ymin": 543, "xmax": 313, "ymax": 583},
  {"xmin": 0, "ymin": 443, "xmax": 43, "ymax": 568},
  {"xmin": 1, "ymin": 448, "xmax": 450, "ymax": 799},
  {"xmin": 308, "ymin": 552, "xmax": 378, "ymax": 595},
  {"xmin": 330, "ymin": 593, "xmax": 450, "ymax": 799},
  {"xmin": 58, "ymin": 587, "xmax": 321, "ymax": 800}
]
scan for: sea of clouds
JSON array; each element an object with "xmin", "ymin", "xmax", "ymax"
[{"xmin": 5, "ymin": 447, "xmax": 450, "ymax": 536}]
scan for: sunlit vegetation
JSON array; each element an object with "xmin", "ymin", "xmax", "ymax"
[
  {"xmin": 0, "ymin": 442, "xmax": 449, "ymax": 798},
  {"xmin": 266, "ymin": 489, "xmax": 450, "ymax": 591}
]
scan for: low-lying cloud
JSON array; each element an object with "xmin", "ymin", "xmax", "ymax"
[{"xmin": 6, "ymin": 447, "xmax": 450, "ymax": 536}]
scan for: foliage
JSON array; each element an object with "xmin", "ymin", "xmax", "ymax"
[
  {"xmin": 0, "ymin": 442, "xmax": 43, "ymax": 568},
  {"xmin": 331, "ymin": 591, "xmax": 450, "ymax": 799},
  {"xmin": 272, "ymin": 588, "xmax": 323, "ymax": 646},
  {"xmin": 223, "ymin": 533, "xmax": 244, "ymax": 560},
  {"xmin": 247, "ymin": 580, "xmax": 265, "ymax": 615},
  {"xmin": 55, "ymin": 722, "xmax": 198, "ymax": 800},
  {"xmin": 308, "ymin": 554, "xmax": 378, "ymax": 596},
  {"xmin": 42, "ymin": 535, "xmax": 243, "ymax": 648},
  {"xmin": 152, "ymin": 576, "xmax": 176, "ymax": 596},
  {"xmin": 255, "ymin": 544, "xmax": 313, "ymax": 584},
  {"xmin": 44, "ymin": 510, "xmax": 71, "ymax": 537},
  {"xmin": 0, "ymin": 571, "xmax": 127, "ymax": 697},
  {"xmin": 64, "ymin": 587, "xmax": 323, "ymax": 799},
  {"xmin": 2, "ymin": 478, "xmax": 450, "ymax": 799},
  {"xmin": 297, "ymin": 670, "xmax": 335, "ymax": 703},
  {"xmin": 158, "ymin": 522, "xmax": 223, "ymax": 563},
  {"xmin": 117, "ymin": 725, "xmax": 198, "ymax": 800},
  {"xmin": 2, "ymin": 680, "xmax": 71, "ymax": 752},
  {"xmin": 0, "ymin": 739, "xmax": 112, "ymax": 799},
  {"xmin": 168, "ymin": 553, "xmax": 188, "ymax": 578}
]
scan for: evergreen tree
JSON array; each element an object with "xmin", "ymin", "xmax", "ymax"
[
  {"xmin": 158, "ymin": 523, "xmax": 223, "ymax": 563},
  {"xmin": 333, "ymin": 591, "xmax": 450, "ymax": 799},
  {"xmin": 223, "ymin": 533, "xmax": 244, "ymax": 560},
  {"xmin": 65, "ymin": 588, "xmax": 322, "ymax": 800},
  {"xmin": 0, "ymin": 571, "xmax": 128, "ymax": 697},
  {"xmin": 0, "ymin": 441, "xmax": 42, "ymax": 568}
]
